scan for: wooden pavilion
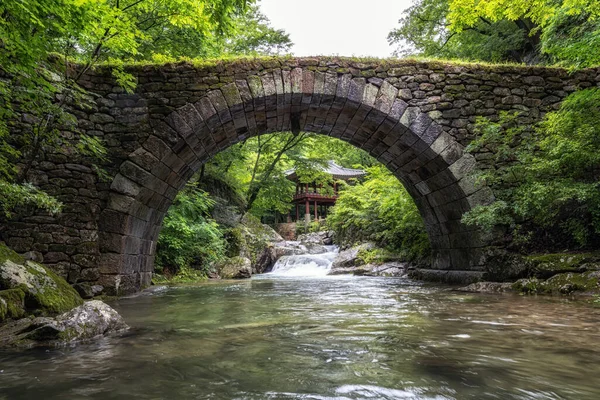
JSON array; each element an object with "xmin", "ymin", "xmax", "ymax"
[{"xmin": 285, "ymin": 161, "xmax": 365, "ymax": 223}]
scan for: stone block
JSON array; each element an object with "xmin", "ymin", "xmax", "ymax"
[
  {"xmin": 73, "ymin": 253, "xmax": 98, "ymax": 269},
  {"xmin": 99, "ymin": 232, "xmax": 125, "ymax": 253},
  {"xmin": 98, "ymin": 209, "xmax": 129, "ymax": 235},
  {"xmin": 44, "ymin": 252, "xmax": 70, "ymax": 263},
  {"xmin": 448, "ymin": 154, "xmax": 476, "ymax": 180},
  {"xmin": 7, "ymin": 237, "xmax": 34, "ymax": 253},
  {"xmin": 98, "ymin": 253, "xmax": 124, "ymax": 275}
]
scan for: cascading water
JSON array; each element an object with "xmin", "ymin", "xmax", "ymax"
[{"xmin": 268, "ymin": 245, "xmax": 338, "ymax": 277}]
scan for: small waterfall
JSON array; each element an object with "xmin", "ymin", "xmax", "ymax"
[{"xmin": 268, "ymin": 246, "xmax": 338, "ymax": 277}]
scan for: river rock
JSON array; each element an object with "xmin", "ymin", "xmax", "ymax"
[
  {"xmin": 0, "ymin": 300, "xmax": 128, "ymax": 348},
  {"xmin": 512, "ymin": 271, "xmax": 600, "ymax": 295},
  {"xmin": 254, "ymin": 246, "xmax": 277, "ymax": 274},
  {"xmin": 458, "ymin": 281, "xmax": 514, "ymax": 293},
  {"xmin": 0, "ymin": 243, "xmax": 83, "ymax": 321},
  {"xmin": 329, "ymin": 243, "xmax": 376, "ymax": 275},
  {"xmin": 353, "ymin": 262, "xmax": 408, "ymax": 277},
  {"xmin": 218, "ymin": 256, "xmax": 252, "ymax": 279},
  {"xmin": 527, "ymin": 252, "xmax": 600, "ymax": 279},
  {"xmin": 73, "ymin": 282, "xmax": 104, "ymax": 299},
  {"xmin": 305, "ymin": 244, "xmax": 329, "ymax": 254},
  {"xmin": 297, "ymin": 231, "xmax": 334, "ymax": 246}
]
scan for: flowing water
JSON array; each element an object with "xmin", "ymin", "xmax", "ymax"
[
  {"xmin": 268, "ymin": 245, "xmax": 338, "ymax": 277},
  {"xmin": 2, "ymin": 251, "xmax": 600, "ymax": 399}
]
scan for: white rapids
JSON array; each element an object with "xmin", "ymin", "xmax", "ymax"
[{"xmin": 267, "ymin": 245, "xmax": 338, "ymax": 277}]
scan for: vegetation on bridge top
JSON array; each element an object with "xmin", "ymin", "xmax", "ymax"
[{"xmin": 93, "ymin": 55, "xmax": 580, "ymax": 75}]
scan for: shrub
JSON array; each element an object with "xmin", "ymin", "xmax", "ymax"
[
  {"xmin": 155, "ymin": 186, "xmax": 226, "ymax": 275},
  {"xmin": 462, "ymin": 89, "xmax": 600, "ymax": 250}
]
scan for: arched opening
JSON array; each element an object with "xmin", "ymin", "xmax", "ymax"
[{"xmin": 98, "ymin": 70, "xmax": 491, "ymax": 294}]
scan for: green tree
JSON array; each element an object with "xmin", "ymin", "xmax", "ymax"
[
  {"xmin": 388, "ymin": 0, "xmax": 537, "ymax": 63},
  {"xmin": 390, "ymin": 0, "xmax": 600, "ymax": 67},
  {"xmin": 447, "ymin": 0, "xmax": 600, "ymax": 67},
  {"xmin": 218, "ymin": 5, "xmax": 292, "ymax": 56}
]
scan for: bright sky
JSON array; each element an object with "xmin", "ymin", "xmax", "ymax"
[{"xmin": 258, "ymin": 0, "xmax": 413, "ymax": 58}]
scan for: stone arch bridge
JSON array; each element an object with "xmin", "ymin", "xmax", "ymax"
[{"xmin": 3, "ymin": 57, "xmax": 599, "ymax": 294}]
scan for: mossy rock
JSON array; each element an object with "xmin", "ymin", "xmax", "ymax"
[
  {"xmin": 543, "ymin": 272, "xmax": 600, "ymax": 294},
  {"xmin": 236, "ymin": 214, "xmax": 283, "ymax": 265},
  {"xmin": 0, "ymin": 287, "xmax": 26, "ymax": 322},
  {"xmin": 512, "ymin": 271, "xmax": 600, "ymax": 295},
  {"xmin": 512, "ymin": 278, "xmax": 544, "ymax": 294},
  {"xmin": 0, "ymin": 243, "xmax": 25, "ymax": 265},
  {"xmin": 526, "ymin": 252, "xmax": 600, "ymax": 279},
  {"xmin": 0, "ymin": 243, "xmax": 83, "ymax": 317},
  {"xmin": 225, "ymin": 227, "xmax": 246, "ymax": 258},
  {"xmin": 217, "ymin": 256, "xmax": 252, "ymax": 279}
]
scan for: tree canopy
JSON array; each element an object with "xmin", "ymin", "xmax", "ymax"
[{"xmin": 389, "ymin": 0, "xmax": 600, "ymax": 67}]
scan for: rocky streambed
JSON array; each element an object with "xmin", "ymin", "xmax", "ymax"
[{"xmin": 260, "ymin": 231, "xmax": 409, "ymax": 278}]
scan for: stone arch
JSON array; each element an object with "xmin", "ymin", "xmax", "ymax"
[{"xmin": 97, "ymin": 68, "xmax": 493, "ymax": 294}]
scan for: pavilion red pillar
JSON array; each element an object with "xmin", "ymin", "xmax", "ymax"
[
  {"xmin": 305, "ymin": 198, "xmax": 310, "ymax": 221},
  {"xmin": 314, "ymin": 200, "xmax": 318, "ymax": 220}
]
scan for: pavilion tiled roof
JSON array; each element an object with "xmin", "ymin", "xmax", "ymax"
[{"xmin": 285, "ymin": 161, "xmax": 366, "ymax": 181}]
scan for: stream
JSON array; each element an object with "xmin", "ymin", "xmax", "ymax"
[{"xmin": 1, "ymin": 249, "xmax": 600, "ymax": 399}]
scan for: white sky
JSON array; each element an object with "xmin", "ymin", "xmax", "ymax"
[{"xmin": 258, "ymin": 0, "xmax": 413, "ymax": 58}]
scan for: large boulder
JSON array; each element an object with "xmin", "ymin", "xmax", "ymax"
[
  {"xmin": 0, "ymin": 243, "xmax": 83, "ymax": 321},
  {"xmin": 226, "ymin": 214, "xmax": 284, "ymax": 272},
  {"xmin": 0, "ymin": 300, "xmax": 128, "ymax": 348},
  {"xmin": 217, "ymin": 256, "xmax": 252, "ymax": 279}
]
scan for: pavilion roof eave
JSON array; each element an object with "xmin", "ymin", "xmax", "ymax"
[{"xmin": 285, "ymin": 161, "xmax": 366, "ymax": 181}]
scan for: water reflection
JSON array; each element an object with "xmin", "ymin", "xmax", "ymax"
[{"xmin": 1, "ymin": 276, "xmax": 599, "ymax": 399}]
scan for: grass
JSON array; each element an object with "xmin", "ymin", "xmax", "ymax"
[{"xmin": 66, "ymin": 53, "xmax": 586, "ymax": 74}]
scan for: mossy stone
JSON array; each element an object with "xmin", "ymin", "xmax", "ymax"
[
  {"xmin": 0, "ymin": 243, "xmax": 25, "ymax": 265},
  {"xmin": 0, "ymin": 243, "xmax": 83, "ymax": 317},
  {"xmin": 217, "ymin": 256, "xmax": 252, "ymax": 279},
  {"xmin": 512, "ymin": 271, "xmax": 600, "ymax": 295},
  {"xmin": 543, "ymin": 272, "xmax": 599, "ymax": 294},
  {"xmin": 0, "ymin": 287, "xmax": 26, "ymax": 322},
  {"xmin": 24, "ymin": 262, "xmax": 83, "ymax": 315},
  {"xmin": 526, "ymin": 252, "xmax": 600, "ymax": 279}
]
